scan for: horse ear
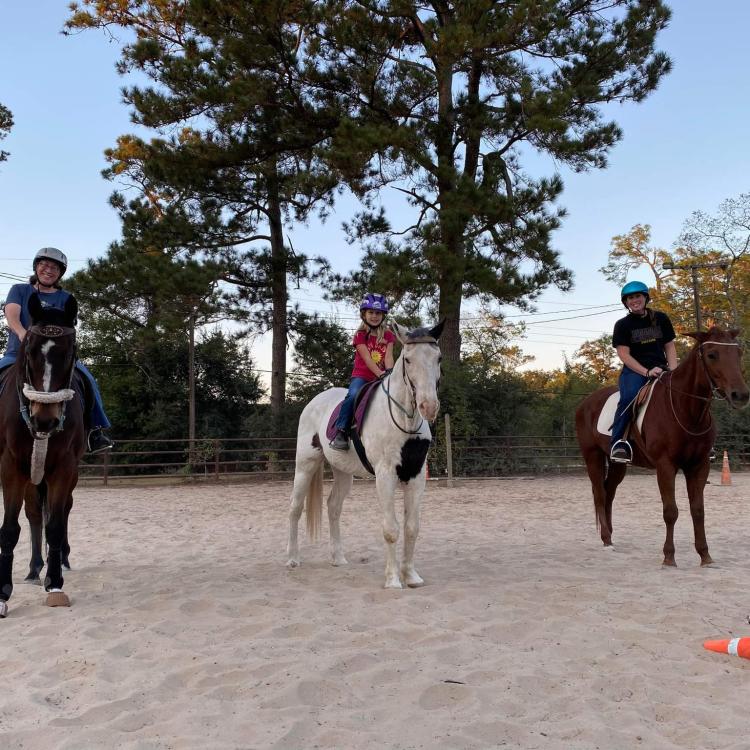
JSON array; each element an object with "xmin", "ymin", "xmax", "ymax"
[
  {"xmin": 684, "ymin": 330, "xmax": 709, "ymax": 344},
  {"xmin": 64, "ymin": 295, "xmax": 79, "ymax": 327},
  {"xmin": 28, "ymin": 292, "xmax": 44, "ymax": 325},
  {"xmin": 389, "ymin": 321, "xmax": 409, "ymax": 344},
  {"xmin": 428, "ymin": 319, "xmax": 445, "ymax": 340}
]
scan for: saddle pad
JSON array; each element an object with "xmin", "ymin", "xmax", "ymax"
[
  {"xmin": 597, "ymin": 381, "xmax": 657, "ymax": 436},
  {"xmin": 326, "ymin": 378, "xmax": 381, "ymax": 442}
]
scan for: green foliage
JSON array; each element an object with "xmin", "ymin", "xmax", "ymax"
[{"xmin": 320, "ymin": 1, "xmax": 672, "ymax": 361}]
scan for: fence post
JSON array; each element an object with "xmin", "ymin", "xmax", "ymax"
[
  {"xmin": 444, "ymin": 413, "xmax": 454, "ymax": 488},
  {"xmin": 214, "ymin": 439, "xmax": 220, "ymax": 483},
  {"xmin": 102, "ymin": 449, "xmax": 110, "ymax": 487}
]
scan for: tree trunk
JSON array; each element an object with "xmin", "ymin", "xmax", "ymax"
[{"xmin": 267, "ymin": 164, "xmax": 287, "ymax": 429}]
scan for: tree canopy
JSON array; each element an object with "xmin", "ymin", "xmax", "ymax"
[{"xmin": 319, "ymin": 0, "xmax": 672, "ymax": 362}]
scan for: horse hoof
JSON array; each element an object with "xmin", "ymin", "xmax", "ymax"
[
  {"xmin": 286, "ymin": 559, "xmax": 300, "ymax": 569},
  {"xmin": 406, "ymin": 577, "xmax": 425, "ymax": 588},
  {"xmin": 701, "ymin": 558, "xmax": 715, "ymax": 567},
  {"xmin": 662, "ymin": 560, "xmax": 677, "ymax": 568},
  {"xmin": 23, "ymin": 576, "xmax": 42, "ymax": 586},
  {"xmin": 331, "ymin": 556, "xmax": 348, "ymax": 567},
  {"xmin": 0, "ymin": 601, "xmax": 7, "ymax": 618},
  {"xmin": 46, "ymin": 590, "xmax": 70, "ymax": 607},
  {"xmin": 384, "ymin": 579, "xmax": 403, "ymax": 590},
  {"xmin": 602, "ymin": 545, "xmax": 615, "ymax": 552}
]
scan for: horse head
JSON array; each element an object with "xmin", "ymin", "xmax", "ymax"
[
  {"xmin": 390, "ymin": 320, "xmax": 444, "ymax": 421},
  {"xmin": 685, "ymin": 327, "xmax": 749, "ymax": 410},
  {"xmin": 21, "ymin": 293, "xmax": 79, "ymax": 436}
]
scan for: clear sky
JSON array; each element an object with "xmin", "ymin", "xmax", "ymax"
[{"xmin": 1, "ymin": 2, "xmax": 748, "ymax": 385}]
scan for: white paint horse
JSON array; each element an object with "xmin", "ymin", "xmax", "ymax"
[{"xmin": 287, "ymin": 321, "xmax": 443, "ymax": 588}]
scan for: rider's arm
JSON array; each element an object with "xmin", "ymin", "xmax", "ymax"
[
  {"xmin": 616, "ymin": 345, "xmax": 651, "ymax": 377},
  {"xmin": 3, "ymin": 302, "xmax": 26, "ymax": 342},
  {"xmin": 664, "ymin": 340, "xmax": 678, "ymax": 370},
  {"xmin": 355, "ymin": 343, "xmax": 384, "ymax": 377}
]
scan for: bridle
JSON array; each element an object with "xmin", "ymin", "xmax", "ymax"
[
  {"xmin": 665, "ymin": 340, "xmax": 741, "ymax": 436},
  {"xmin": 380, "ymin": 337, "xmax": 440, "ymax": 435},
  {"xmin": 17, "ymin": 324, "xmax": 77, "ymax": 439}
]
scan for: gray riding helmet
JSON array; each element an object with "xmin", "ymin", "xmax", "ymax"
[{"xmin": 34, "ymin": 247, "xmax": 68, "ymax": 277}]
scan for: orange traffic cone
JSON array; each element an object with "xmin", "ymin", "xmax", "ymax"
[
  {"xmin": 721, "ymin": 451, "xmax": 732, "ymax": 486},
  {"xmin": 704, "ymin": 637, "xmax": 750, "ymax": 659}
]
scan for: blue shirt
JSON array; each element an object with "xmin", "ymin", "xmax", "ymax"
[{"xmin": 4, "ymin": 283, "xmax": 72, "ymax": 357}]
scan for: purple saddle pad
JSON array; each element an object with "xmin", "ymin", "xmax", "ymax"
[{"xmin": 326, "ymin": 378, "xmax": 381, "ymax": 441}]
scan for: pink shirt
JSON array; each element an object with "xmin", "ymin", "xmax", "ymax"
[{"xmin": 351, "ymin": 329, "xmax": 396, "ymax": 381}]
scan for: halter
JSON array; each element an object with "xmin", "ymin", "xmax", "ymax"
[
  {"xmin": 17, "ymin": 324, "xmax": 77, "ymax": 439},
  {"xmin": 665, "ymin": 340, "xmax": 741, "ymax": 436},
  {"xmin": 380, "ymin": 337, "xmax": 440, "ymax": 435}
]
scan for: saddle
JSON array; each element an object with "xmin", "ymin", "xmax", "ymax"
[
  {"xmin": 326, "ymin": 378, "xmax": 382, "ymax": 474},
  {"xmin": 597, "ymin": 380, "xmax": 658, "ymax": 437}
]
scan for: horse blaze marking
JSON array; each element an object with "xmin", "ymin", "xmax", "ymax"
[
  {"xmin": 41, "ymin": 340, "xmax": 55, "ymax": 392},
  {"xmin": 396, "ymin": 438, "xmax": 431, "ymax": 482}
]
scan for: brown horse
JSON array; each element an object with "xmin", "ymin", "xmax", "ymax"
[
  {"xmin": 0, "ymin": 292, "xmax": 84, "ymax": 617},
  {"xmin": 576, "ymin": 327, "xmax": 749, "ymax": 566}
]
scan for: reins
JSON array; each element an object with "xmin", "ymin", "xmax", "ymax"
[{"xmin": 380, "ymin": 338, "xmax": 439, "ymax": 435}]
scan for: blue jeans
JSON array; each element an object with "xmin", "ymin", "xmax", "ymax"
[
  {"xmin": 610, "ymin": 366, "xmax": 648, "ymax": 446},
  {"xmin": 0, "ymin": 354, "xmax": 111, "ymax": 430},
  {"xmin": 335, "ymin": 377, "xmax": 369, "ymax": 434}
]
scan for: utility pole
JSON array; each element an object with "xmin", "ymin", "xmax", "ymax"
[{"xmin": 662, "ymin": 259, "xmax": 729, "ymax": 331}]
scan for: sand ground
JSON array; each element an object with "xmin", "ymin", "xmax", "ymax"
[{"xmin": 0, "ymin": 471, "xmax": 749, "ymax": 750}]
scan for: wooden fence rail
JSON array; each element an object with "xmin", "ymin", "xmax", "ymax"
[{"xmin": 78, "ymin": 427, "xmax": 750, "ymax": 486}]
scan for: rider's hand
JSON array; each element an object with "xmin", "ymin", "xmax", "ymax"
[{"xmin": 647, "ymin": 366, "xmax": 663, "ymax": 377}]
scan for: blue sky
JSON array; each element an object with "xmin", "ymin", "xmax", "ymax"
[{"xmin": 1, "ymin": 2, "xmax": 748, "ymax": 380}]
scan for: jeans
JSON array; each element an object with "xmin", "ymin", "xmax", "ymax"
[
  {"xmin": 610, "ymin": 366, "xmax": 648, "ymax": 446},
  {"xmin": 335, "ymin": 377, "xmax": 369, "ymax": 434},
  {"xmin": 0, "ymin": 354, "xmax": 111, "ymax": 430}
]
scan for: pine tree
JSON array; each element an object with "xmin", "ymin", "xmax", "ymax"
[
  {"xmin": 66, "ymin": 0, "xmax": 346, "ymax": 424},
  {"xmin": 318, "ymin": 0, "xmax": 672, "ymax": 363}
]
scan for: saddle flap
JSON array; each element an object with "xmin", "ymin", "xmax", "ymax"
[
  {"xmin": 326, "ymin": 378, "xmax": 381, "ymax": 442},
  {"xmin": 596, "ymin": 380, "xmax": 658, "ymax": 436}
]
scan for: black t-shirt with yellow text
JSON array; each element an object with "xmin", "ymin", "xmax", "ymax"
[{"xmin": 612, "ymin": 310, "xmax": 675, "ymax": 369}]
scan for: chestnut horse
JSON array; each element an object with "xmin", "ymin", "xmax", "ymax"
[
  {"xmin": 0, "ymin": 293, "xmax": 84, "ymax": 617},
  {"xmin": 576, "ymin": 328, "xmax": 749, "ymax": 566}
]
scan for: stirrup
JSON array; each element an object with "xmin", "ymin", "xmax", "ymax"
[{"xmin": 610, "ymin": 440, "xmax": 632, "ymax": 464}]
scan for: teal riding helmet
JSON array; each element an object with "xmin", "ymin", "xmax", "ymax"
[{"xmin": 620, "ymin": 280, "xmax": 649, "ymax": 307}]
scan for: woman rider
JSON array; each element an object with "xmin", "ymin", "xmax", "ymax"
[
  {"xmin": 610, "ymin": 280, "xmax": 678, "ymax": 463},
  {"xmin": 0, "ymin": 247, "xmax": 114, "ymax": 453}
]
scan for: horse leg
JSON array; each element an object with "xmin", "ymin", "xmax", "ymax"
[
  {"xmin": 327, "ymin": 468, "xmax": 352, "ymax": 566},
  {"xmin": 287, "ymin": 456, "xmax": 323, "ymax": 568},
  {"xmin": 61, "ymin": 493, "xmax": 73, "ymax": 571},
  {"xmin": 603, "ymin": 461, "xmax": 627, "ymax": 543},
  {"xmin": 43, "ymin": 471, "xmax": 77, "ymax": 606},
  {"xmin": 23, "ymin": 483, "xmax": 44, "ymax": 584},
  {"xmin": 684, "ymin": 460, "xmax": 713, "ymax": 566},
  {"xmin": 581, "ymin": 447, "xmax": 614, "ymax": 546},
  {"xmin": 400, "ymin": 473, "xmax": 425, "ymax": 587},
  {"xmin": 655, "ymin": 463, "xmax": 679, "ymax": 566},
  {"xmin": 375, "ymin": 471, "xmax": 401, "ymax": 589},
  {"xmin": 0, "ymin": 465, "xmax": 26, "ymax": 617}
]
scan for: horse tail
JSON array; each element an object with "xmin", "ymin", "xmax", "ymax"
[{"xmin": 305, "ymin": 462, "xmax": 324, "ymax": 542}]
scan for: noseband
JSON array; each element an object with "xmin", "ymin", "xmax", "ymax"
[{"xmin": 18, "ymin": 325, "xmax": 77, "ymax": 439}]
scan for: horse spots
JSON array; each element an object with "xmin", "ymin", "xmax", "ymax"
[
  {"xmin": 396, "ymin": 438, "xmax": 431, "ymax": 482},
  {"xmin": 311, "ymin": 433, "xmax": 322, "ymax": 450}
]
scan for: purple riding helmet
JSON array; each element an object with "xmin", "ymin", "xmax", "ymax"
[{"xmin": 359, "ymin": 293, "xmax": 389, "ymax": 314}]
